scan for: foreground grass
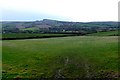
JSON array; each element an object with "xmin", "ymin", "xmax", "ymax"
[{"xmin": 2, "ymin": 36, "xmax": 118, "ymax": 78}]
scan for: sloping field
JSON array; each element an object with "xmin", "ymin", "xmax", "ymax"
[
  {"xmin": 87, "ymin": 30, "xmax": 118, "ymax": 36},
  {"xmin": 2, "ymin": 33, "xmax": 75, "ymax": 40},
  {"xmin": 2, "ymin": 36, "xmax": 119, "ymax": 78}
]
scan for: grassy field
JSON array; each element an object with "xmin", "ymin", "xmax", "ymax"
[
  {"xmin": 0, "ymin": 39, "xmax": 2, "ymax": 79},
  {"xmin": 2, "ymin": 36, "xmax": 118, "ymax": 78},
  {"xmin": 2, "ymin": 33, "xmax": 75, "ymax": 40},
  {"xmin": 87, "ymin": 30, "xmax": 119, "ymax": 36},
  {"xmin": 20, "ymin": 27, "xmax": 40, "ymax": 31}
]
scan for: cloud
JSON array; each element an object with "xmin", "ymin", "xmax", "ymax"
[{"xmin": 0, "ymin": 0, "xmax": 119, "ymax": 21}]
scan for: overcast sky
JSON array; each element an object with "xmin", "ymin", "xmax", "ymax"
[{"xmin": 0, "ymin": 0, "xmax": 119, "ymax": 22}]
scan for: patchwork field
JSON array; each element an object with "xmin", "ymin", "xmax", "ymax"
[{"xmin": 2, "ymin": 36, "xmax": 118, "ymax": 78}]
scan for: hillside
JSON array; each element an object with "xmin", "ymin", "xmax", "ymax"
[{"xmin": 1, "ymin": 19, "xmax": 118, "ymax": 34}]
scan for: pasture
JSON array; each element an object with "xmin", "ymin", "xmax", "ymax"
[
  {"xmin": 87, "ymin": 30, "xmax": 118, "ymax": 36},
  {"xmin": 2, "ymin": 33, "xmax": 75, "ymax": 40},
  {"xmin": 2, "ymin": 36, "xmax": 118, "ymax": 78}
]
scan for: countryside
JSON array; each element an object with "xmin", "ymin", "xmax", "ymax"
[{"xmin": 1, "ymin": 19, "xmax": 119, "ymax": 79}]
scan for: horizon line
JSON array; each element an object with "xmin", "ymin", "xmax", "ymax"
[{"xmin": 0, "ymin": 19, "xmax": 118, "ymax": 23}]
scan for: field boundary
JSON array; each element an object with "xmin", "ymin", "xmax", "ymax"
[{"xmin": 1, "ymin": 34, "xmax": 80, "ymax": 40}]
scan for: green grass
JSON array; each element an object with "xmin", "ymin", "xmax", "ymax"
[
  {"xmin": 2, "ymin": 33, "xmax": 74, "ymax": 39},
  {"xmin": 0, "ymin": 39, "xmax": 2, "ymax": 79},
  {"xmin": 20, "ymin": 27, "xmax": 39, "ymax": 31},
  {"xmin": 2, "ymin": 36, "xmax": 118, "ymax": 78},
  {"xmin": 87, "ymin": 30, "xmax": 119, "ymax": 36}
]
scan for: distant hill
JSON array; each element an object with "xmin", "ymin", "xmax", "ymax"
[{"xmin": 1, "ymin": 19, "xmax": 119, "ymax": 34}]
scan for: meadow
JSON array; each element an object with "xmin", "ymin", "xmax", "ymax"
[
  {"xmin": 2, "ymin": 36, "xmax": 118, "ymax": 78},
  {"xmin": 87, "ymin": 30, "xmax": 119, "ymax": 36},
  {"xmin": 2, "ymin": 33, "xmax": 75, "ymax": 40}
]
